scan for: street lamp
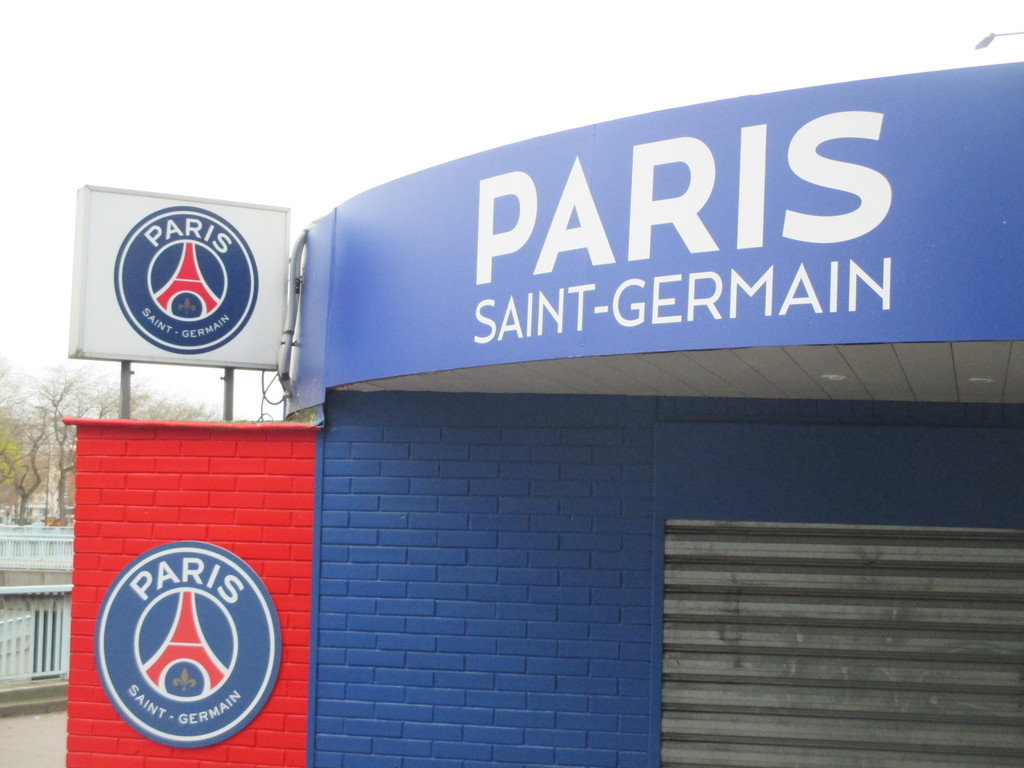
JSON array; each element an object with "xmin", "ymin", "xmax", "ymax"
[{"xmin": 975, "ymin": 31, "xmax": 1024, "ymax": 49}]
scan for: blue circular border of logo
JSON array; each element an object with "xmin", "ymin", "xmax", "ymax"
[
  {"xmin": 113, "ymin": 206, "xmax": 259, "ymax": 355},
  {"xmin": 95, "ymin": 541, "xmax": 281, "ymax": 748}
]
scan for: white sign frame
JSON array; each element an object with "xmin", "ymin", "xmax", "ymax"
[{"xmin": 70, "ymin": 186, "xmax": 289, "ymax": 370}]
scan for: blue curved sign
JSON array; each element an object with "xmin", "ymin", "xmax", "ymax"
[{"xmin": 292, "ymin": 63, "xmax": 1024, "ymax": 409}]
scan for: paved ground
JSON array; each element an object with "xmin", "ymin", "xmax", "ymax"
[{"xmin": 0, "ymin": 711, "xmax": 66, "ymax": 768}]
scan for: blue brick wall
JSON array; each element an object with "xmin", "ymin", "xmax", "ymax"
[
  {"xmin": 313, "ymin": 392, "xmax": 657, "ymax": 768},
  {"xmin": 312, "ymin": 391, "xmax": 1024, "ymax": 767}
]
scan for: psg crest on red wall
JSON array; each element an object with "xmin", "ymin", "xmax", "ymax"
[{"xmin": 95, "ymin": 541, "xmax": 281, "ymax": 748}]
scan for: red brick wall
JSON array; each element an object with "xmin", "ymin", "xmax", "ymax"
[{"xmin": 66, "ymin": 419, "xmax": 318, "ymax": 768}]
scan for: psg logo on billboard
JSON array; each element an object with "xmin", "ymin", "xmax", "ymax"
[
  {"xmin": 95, "ymin": 542, "xmax": 281, "ymax": 748},
  {"xmin": 114, "ymin": 206, "xmax": 259, "ymax": 354}
]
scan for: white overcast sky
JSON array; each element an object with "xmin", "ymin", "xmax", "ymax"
[{"xmin": 1, "ymin": 0, "xmax": 1020, "ymax": 420}]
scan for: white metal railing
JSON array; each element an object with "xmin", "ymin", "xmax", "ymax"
[
  {"xmin": 0, "ymin": 585, "xmax": 72, "ymax": 681},
  {"xmin": 0, "ymin": 526, "xmax": 74, "ymax": 570}
]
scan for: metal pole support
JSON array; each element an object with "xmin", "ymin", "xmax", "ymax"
[
  {"xmin": 222, "ymin": 367, "xmax": 234, "ymax": 421},
  {"xmin": 119, "ymin": 361, "xmax": 132, "ymax": 419}
]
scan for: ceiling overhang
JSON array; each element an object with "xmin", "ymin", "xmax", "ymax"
[{"xmin": 342, "ymin": 342, "xmax": 1024, "ymax": 404}]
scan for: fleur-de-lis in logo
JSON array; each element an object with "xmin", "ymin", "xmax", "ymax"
[
  {"xmin": 176, "ymin": 296, "xmax": 198, "ymax": 316},
  {"xmin": 172, "ymin": 667, "xmax": 197, "ymax": 693}
]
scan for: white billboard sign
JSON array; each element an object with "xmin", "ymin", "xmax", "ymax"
[{"xmin": 70, "ymin": 187, "xmax": 289, "ymax": 370}]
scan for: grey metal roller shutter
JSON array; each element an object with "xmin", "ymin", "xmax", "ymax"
[{"xmin": 661, "ymin": 521, "xmax": 1024, "ymax": 768}]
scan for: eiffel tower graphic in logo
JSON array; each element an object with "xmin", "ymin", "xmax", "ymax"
[
  {"xmin": 141, "ymin": 590, "xmax": 229, "ymax": 696},
  {"xmin": 153, "ymin": 242, "xmax": 223, "ymax": 320}
]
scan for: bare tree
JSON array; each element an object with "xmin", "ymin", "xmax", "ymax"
[
  {"xmin": 131, "ymin": 387, "xmax": 219, "ymax": 422},
  {"xmin": 35, "ymin": 366, "xmax": 120, "ymax": 525},
  {"xmin": 0, "ymin": 359, "xmax": 20, "ymax": 516},
  {"xmin": 6, "ymin": 418, "xmax": 47, "ymax": 525},
  {"xmin": 0, "ymin": 362, "xmax": 220, "ymax": 525},
  {"xmin": 0, "ymin": 359, "xmax": 45, "ymax": 524}
]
